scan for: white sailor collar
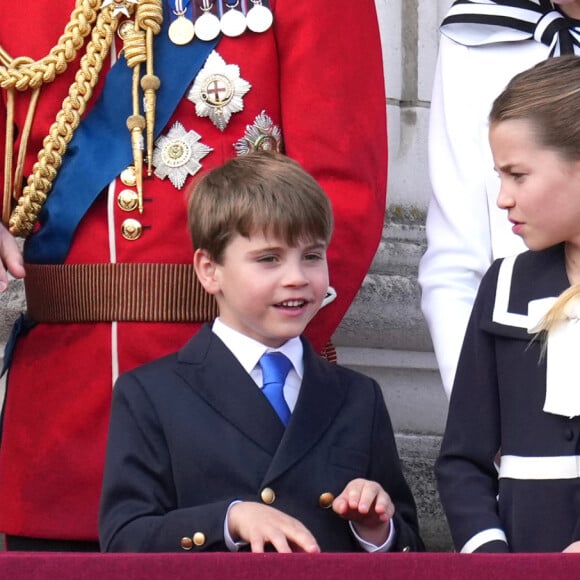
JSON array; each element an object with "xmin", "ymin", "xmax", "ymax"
[
  {"xmin": 490, "ymin": 245, "xmax": 580, "ymax": 417},
  {"xmin": 441, "ymin": 0, "xmax": 580, "ymax": 56}
]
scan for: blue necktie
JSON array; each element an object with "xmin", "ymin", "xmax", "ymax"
[{"xmin": 259, "ymin": 352, "xmax": 292, "ymax": 426}]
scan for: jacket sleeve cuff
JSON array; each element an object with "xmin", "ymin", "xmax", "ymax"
[
  {"xmin": 461, "ymin": 528, "xmax": 508, "ymax": 553},
  {"xmin": 349, "ymin": 519, "xmax": 396, "ymax": 552}
]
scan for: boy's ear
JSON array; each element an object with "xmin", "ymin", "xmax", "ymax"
[{"xmin": 193, "ymin": 248, "xmax": 220, "ymax": 295}]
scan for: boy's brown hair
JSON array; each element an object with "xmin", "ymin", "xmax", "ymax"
[{"xmin": 188, "ymin": 152, "xmax": 333, "ymax": 262}]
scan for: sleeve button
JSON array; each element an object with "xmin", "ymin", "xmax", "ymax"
[
  {"xmin": 193, "ymin": 532, "xmax": 206, "ymax": 546},
  {"xmin": 260, "ymin": 487, "xmax": 276, "ymax": 504},
  {"xmin": 318, "ymin": 492, "xmax": 335, "ymax": 509},
  {"xmin": 180, "ymin": 537, "xmax": 193, "ymax": 550}
]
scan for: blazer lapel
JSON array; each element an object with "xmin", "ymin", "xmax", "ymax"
[
  {"xmin": 175, "ymin": 325, "xmax": 285, "ymax": 455},
  {"xmin": 262, "ymin": 339, "xmax": 348, "ymax": 484}
]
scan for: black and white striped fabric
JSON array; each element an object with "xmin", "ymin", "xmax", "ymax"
[{"xmin": 442, "ymin": 0, "xmax": 580, "ymax": 55}]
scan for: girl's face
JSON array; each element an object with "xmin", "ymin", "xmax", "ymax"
[
  {"xmin": 553, "ymin": 0, "xmax": 580, "ymax": 19},
  {"xmin": 490, "ymin": 118, "xmax": 580, "ymax": 252}
]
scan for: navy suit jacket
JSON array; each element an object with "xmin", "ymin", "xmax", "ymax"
[{"xmin": 99, "ymin": 324, "xmax": 423, "ymax": 552}]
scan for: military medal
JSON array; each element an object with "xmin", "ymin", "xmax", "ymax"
[
  {"xmin": 188, "ymin": 51, "xmax": 251, "ymax": 131},
  {"xmin": 168, "ymin": 1, "xmax": 195, "ymax": 45},
  {"xmin": 168, "ymin": 16, "xmax": 195, "ymax": 45},
  {"xmin": 246, "ymin": 0, "xmax": 273, "ymax": 33},
  {"xmin": 152, "ymin": 122, "xmax": 212, "ymax": 189},
  {"xmin": 220, "ymin": 0, "xmax": 247, "ymax": 38},
  {"xmin": 234, "ymin": 110, "xmax": 282, "ymax": 155},
  {"xmin": 195, "ymin": 0, "xmax": 221, "ymax": 41}
]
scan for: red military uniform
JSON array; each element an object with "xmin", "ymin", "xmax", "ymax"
[{"xmin": 0, "ymin": 0, "xmax": 386, "ymax": 541}]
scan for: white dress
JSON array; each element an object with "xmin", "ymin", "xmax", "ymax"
[{"xmin": 419, "ymin": 33, "xmax": 554, "ymax": 397}]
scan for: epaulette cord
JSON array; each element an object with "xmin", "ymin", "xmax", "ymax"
[{"xmin": 0, "ymin": 0, "xmax": 162, "ymax": 237}]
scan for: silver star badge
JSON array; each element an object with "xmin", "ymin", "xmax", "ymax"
[
  {"xmin": 234, "ymin": 110, "xmax": 283, "ymax": 156},
  {"xmin": 188, "ymin": 51, "xmax": 251, "ymax": 132},
  {"xmin": 152, "ymin": 122, "xmax": 212, "ymax": 190},
  {"xmin": 102, "ymin": 0, "xmax": 138, "ymax": 18}
]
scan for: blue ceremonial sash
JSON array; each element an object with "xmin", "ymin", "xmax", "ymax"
[{"xmin": 24, "ymin": 17, "xmax": 219, "ymax": 264}]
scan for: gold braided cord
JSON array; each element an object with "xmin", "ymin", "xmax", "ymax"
[
  {"xmin": 13, "ymin": 87, "xmax": 42, "ymax": 202},
  {"xmin": 3, "ymin": 89, "xmax": 15, "ymax": 225},
  {"xmin": 138, "ymin": 0, "xmax": 162, "ymax": 176},
  {"xmin": 9, "ymin": 5, "xmax": 119, "ymax": 237},
  {"xmin": 124, "ymin": 17, "xmax": 148, "ymax": 211},
  {"xmin": 0, "ymin": 0, "xmax": 100, "ymax": 91},
  {"xmin": 122, "ymin": 27, "xmax": 147, "ymax": 69},
  {"xmin": 0, "ymin": 46, "xmax": 12, "ymax": 68},
  {"xmin": 124, "ymin": 0, "xmax": 162, "ymax": 208},
  {"xmin": 134, "ymin": 0, "xmax": 162, "ymax": 39}
]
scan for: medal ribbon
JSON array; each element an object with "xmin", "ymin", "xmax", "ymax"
[
  {"xmin": 24, "ymin": 16, "xmax": 219, "ymax": 264},
  {"xmin": 169, "ymin": 0, "xmax": 193, "ymax": 18},
  {"xmin": 442, "ymin": 0, "xmax": 580, "ymax": 55}
]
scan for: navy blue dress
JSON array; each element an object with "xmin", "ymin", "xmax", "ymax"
[{"xmin": 437, "ymin": 243, "xmax": 580, "ymax": 553}]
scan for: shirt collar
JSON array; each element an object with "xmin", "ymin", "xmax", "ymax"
[{"xmin": 212, "ymin": 318, "xmax": 304, "ymax": 379}]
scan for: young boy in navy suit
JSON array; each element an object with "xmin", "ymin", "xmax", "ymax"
[{"xmin": 99, "ymin": 152, "xmax": 423, "ymax": 553}]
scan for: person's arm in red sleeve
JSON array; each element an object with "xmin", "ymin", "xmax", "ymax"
[
  {"xmin": 273, "ymin": 0, "xmax": 388, "ymax": 352},
  {"xmin": 0, "ymin": 68, "xmax": 25, "ymax": 286}
]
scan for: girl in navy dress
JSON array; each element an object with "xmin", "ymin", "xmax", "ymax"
[{"xmin": 437, "ymin": 54, "xmax": 580, "ymax": 553}]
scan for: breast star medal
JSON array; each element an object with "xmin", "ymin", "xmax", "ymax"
[
  {"xmin": 234, "ymin": 110, "xmax": 282, "ymax": 155},
  {"xmin": 152, "ymin": 122, "xmax": 212, "ymax": 190},
  {"xmin": 187, "ymin": 51, "xmax": 251, "ymax": 132}
]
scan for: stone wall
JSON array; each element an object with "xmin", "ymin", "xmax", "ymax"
[
  {"xmin": 333, "ymin": 0, "xmax": 453, "ymax": 550},
  {"xmin": 335, "ymin": 214, "xmax": 450, "ymax": 550}
]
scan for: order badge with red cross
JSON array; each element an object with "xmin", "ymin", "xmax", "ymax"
[{"xmin": 187, "ymin": 51, "xmax": 251, "ymax": 131}]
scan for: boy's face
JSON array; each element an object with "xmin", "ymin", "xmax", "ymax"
[{"xmin": 195, "ymin": 231, "xmax": 329, "ymax": 348}]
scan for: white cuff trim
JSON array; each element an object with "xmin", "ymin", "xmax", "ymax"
[
  {"xmin": 224, "ymin": 500, "xmax": 248, "ymax": 552},
  {"xmin": 349, "ymin": 519, "xmax": 395, "ymax": 552},
  {"xmin": 499, "ymin": 455, "xmax": 580, "ymax": 480},
  {"xmin": 461, "ymin": 528, "xmax": 507, "ymax": 553}
]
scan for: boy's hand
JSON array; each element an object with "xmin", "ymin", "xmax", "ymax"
[
  {"xmin": 228, "ymin": 501, "xmax": 320, "ymax": 553},
  {"xmin": 332, "ymin": 478, "xmax": 394, "ymax": 546}
]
